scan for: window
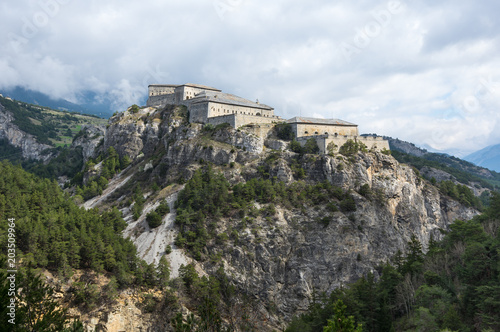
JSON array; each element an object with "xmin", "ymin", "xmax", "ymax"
[{"xmin": 305, "ymin": 131, "xmax": 309, "ymax": 134}]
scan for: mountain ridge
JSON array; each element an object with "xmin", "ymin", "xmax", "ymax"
[
  {"xmin": 464, "ymin": 143, "xmax": 500, "ymax": 172},
  {"xmin": 1, "ymin": 86, "xmax": 116, "ymax": 118}
]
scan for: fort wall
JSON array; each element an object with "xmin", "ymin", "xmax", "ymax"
[
  {"xmin": 189, "ymin": 102, "xmax": 209, "ymax": 123},
  {"xmin": 207, "ymin": 102, "xmax": 274, "ymax": 118},
  {"xmin": 291, "ymin": 123, "xmax": 359, "ymax": 137},
  {"xmin": 148, "ymin": 85, "xmax": 176, "ymax": 97},
  {"xmin": 206, "ymin": 114, "xmax": 237, "ymax": 127},
  {"xmin": 297, "ymin": 135, "xmax": 390, "ymax": 154},
  {"xmin": 146, "ymin": 94, "xmax": 176, "ymax": 107},
  {"xmin": 207, "ymin": 114, "xmax": 280, "ymax": 128}
]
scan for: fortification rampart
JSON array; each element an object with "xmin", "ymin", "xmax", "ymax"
[
  {"xmin": 207, "ymin": 113, "xmax": 281, "ymax": 128},
  {"xmin": 146, "ymin": 94, "xmax": 176, "ymax": 107},
  {"xmin": 297, "ymin": 134, "xmax": 390, "ymax": 154},
  {"xmin": 291, "ymin": 123, "xmax": 358, "ymax": 137}
]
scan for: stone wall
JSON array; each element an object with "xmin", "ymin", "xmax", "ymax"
[
  {"xmin": 291, "ymin": 123, "xmax": 359, "ymax": 137},
  {"xmin": 148, "ymin": 85, "xmax": 176, "ymax": 97},
  {"xmin": 207, "ymin": 114, "xmax": 281, "ymax": 128},
  {"xmin": 206, "ymin": 114, "xmax": 237, "ymax": 127},
  {"xmin": 297, "ymin": 135, "xmax": 390, "ymax": 154},
  {"xmin": 207, "ymin": 101, "xmax": 274, "ymax": 118},
  {"xmin": 146, "ymin": 94, "xmax": 175, "ymax": 107},
  {"xmin": 189, "ymin": 102, "xmax": 209, "ymax": 123},
  {"xmin": 240, "ymin": 123, "xmax": 276, "ymax": 140},
  {"xmin": 174, "ymin": 86, "xmax": 213, "ymax": 103}
]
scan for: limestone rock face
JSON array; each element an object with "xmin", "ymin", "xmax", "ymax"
[
  {"xmin": 0, "ymin": 102, "xmax": 53, "ymax": 161},
  {"xmin": 71, "ymin": 125, "xmax": 106, "ymax": 161},
  {"xmin": 102, "ymin": 107, "xmax": 161, "ymax": 159},
  {"xmin": 196, "ymin": 152, "xmax": 478, "ymax": 327},
  {"xmin": 265, "ymin": 138, "xmax": 288, "ymax": 151},
  {"xmin": 212, "ymin": 127, "xmax": 264, "ymax": 154}
]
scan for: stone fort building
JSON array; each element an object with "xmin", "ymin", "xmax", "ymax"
[
  {"xmin": 147, "ymin": 83, "xmax": 282, "ymax": 128},
  {"xmin": 147, "ymin": 84, "xmax": 389, "ymax": 153}
]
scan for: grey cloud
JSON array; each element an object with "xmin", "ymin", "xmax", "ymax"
[{"xmin": 0, "ymin": 0, "xmax": 499, "ymax": 155}]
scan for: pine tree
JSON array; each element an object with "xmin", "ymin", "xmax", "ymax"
[
  {"xmin": 323, "ymin": 300, "xmax": 363, "ymax": 332},
  {"xmin": 15, "ymin": 263, "xmax": 71, "ymax": 331},
  {"xmin": 157, "ymin": 256, "xmax": 171, "ymax": 287}
]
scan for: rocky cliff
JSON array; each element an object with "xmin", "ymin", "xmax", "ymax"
[
  {"xmin": 0, "ymin": 101, "xmax": 53, "ymax": 161},
  {"xmin": 71, "ymin": 124, "xmax": 106, "ymax": 161},
  {"xmin": 77, "ymin": 105, "xmax": 478, "ymax": 331}
]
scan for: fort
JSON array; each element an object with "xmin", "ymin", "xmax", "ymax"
[{"xmin": 147, "ymin": 84, "xmax": 389, "ymax": 153}]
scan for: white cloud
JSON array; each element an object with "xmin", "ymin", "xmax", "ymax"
[{"xmin": 0, "ymin": 0, "xmax": 499, "ymax": 155}]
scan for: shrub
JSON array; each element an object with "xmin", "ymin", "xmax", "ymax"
[
  {"xmin": 359, "ymin": 183, "xmax": 372, "ymax": 199},
  {"xmin": 303, "ymin": 138, "xmax": 320, "ymax": 154},
  {"xmin": 130, "ymin": 104, "xmax": 140, "ymax": 113},
  {"xmin": 289, "ymin": 139, "xmax": 303, "ymax": 153},
  {"xmin": 381, "ymin": 148, "xmax": 391, "ymax": 155},
  {"xmin": 275, "ymin": 123, "xmax": 294, "ymax": 140},
  {"xmin": 326, "ymin": 202, "xmax": 339, "ymax": 212},
  {"xmin": 203, "ymin": 123, "xmax": 215, "ymax": 132},
  {"xmin": 156, "ymin": 200, "xmax": 170, "ymax": 216},
  {"xmin": 340, "ymin": 194, "xmax": 357, "ymax": 212},
  {"xmin": 146, "ymin": 211, "xmax": 162, "ymax": 228},
  {"xmin": 339, "ymin": 139, "xmax": 359, "ymax": 156}
]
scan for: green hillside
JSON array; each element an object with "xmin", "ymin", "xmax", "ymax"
[{"xmin": 0, "ymin": 95, "xmax": 107, "ymax": 148}]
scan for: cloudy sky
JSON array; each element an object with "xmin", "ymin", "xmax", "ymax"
[{"xmin": 1, "ymin": 0, "xmax": 499, "ymax": 156}]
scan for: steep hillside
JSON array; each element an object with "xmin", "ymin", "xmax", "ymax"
[
  {"xmin": 0, "ymin": 95, "xmax": 107, "ymax": 180},
  {"xmin": 68, "ymin": 105, "xmax": 478, "ymax": 330},
  {"xmin": 465, "ymin": 143, "xmax": 500, "ymax": 173}
]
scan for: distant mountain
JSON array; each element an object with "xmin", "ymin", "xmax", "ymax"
[
  {"xmin": 0, "ymin": 86, "xmax": 114, "ymax": 118},
  {"xmin": 465, "ymin": 144, "xmax": 500, "ymax": 172}
]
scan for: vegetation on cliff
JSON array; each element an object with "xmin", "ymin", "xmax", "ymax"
[
  {"xmin": 174, "ymin": 166, "xmax": 358, "ymax": 260},
  {"xmin": 0, "ymin": 161, "xmax": 162, "ymax": 287},
  {"xmin": 286, "ymin": 192, "xmax": 500, "ymax": 331},
  {"xmin": 0, "ymin": 95, "xmax": 106, "ymax": 148}
]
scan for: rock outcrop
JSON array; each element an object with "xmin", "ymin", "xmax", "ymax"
[
  {"xmin": 77, "ymin": 105, "xmax": 479, "ymax": 331},
  {"xmin": 0, "ymin": 101, "xmax": 53, "ymax": 161},
  {"xmin": 71, "ymin": 124, "xmax": 106, "ymax": 161}
]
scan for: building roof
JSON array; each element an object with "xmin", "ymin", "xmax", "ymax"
[
  {"xmin": 181, "ymin": 83, "xmax": 221, "ymax": 92},
  {"xmin": 287, "ymin": 116, "xmax": 357, "ymax": 126},
  {"xmin": 148, "ymin": 83, "xmax": 222, "ymax": 92},
  {"xmin": 148, "ymin": 84, "xmax": 179, "ymax": 87},
  {"xmin": 190, "ymin": 90, "xmax": 273, "ymax": 110}
]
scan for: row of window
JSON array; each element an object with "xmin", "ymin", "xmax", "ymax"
[
  {"xmin": 304, "ymin": 131, "xmax": 340, "ymax": 136},
  {"xmin": 210, "ymin": 108, "xmax": 275, "ymax": 117}
]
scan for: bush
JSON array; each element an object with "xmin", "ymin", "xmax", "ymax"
[
  {"xmin": 340, "ymin": 194, "xmax": 357, "ymax": 212},
  {"xmin": 359, "ymin": 183, "xmax": 372, "ymax": 199},
  {"xmin": 289, "ymin": 139, "xmax": 303, "ymax": 153},
  {"xmin": 303, "ymin": 138, "xmax": 320, "ymax": 154},
  {"xmin": 146, "ymin": 211, "xmax": 162, "ymax": 228},
  {"xmin": 156, "ymin": 200, "xmax": 170, "ymax": 216},
  {"xmin": 203, "ymin": 123, "xmax": 215, "ymax": 132},
  {"xmin": 275, "ymin": 123, "xmax": 294, "ymax": 140},
  {"xmin": 130, "ymin": 104, "xmax": 140, "ymax": 113},
  {"xmin": 339, "ymin": 139, "xmax": 359, "ymax": 156}
]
